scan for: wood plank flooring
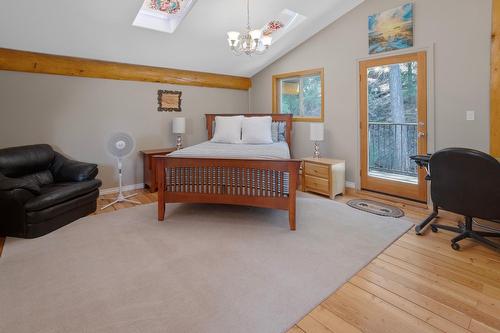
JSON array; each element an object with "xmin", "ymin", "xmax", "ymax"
[{"xmin": 1, "ymin": 189, "xmax": 499, "ymax": 333}]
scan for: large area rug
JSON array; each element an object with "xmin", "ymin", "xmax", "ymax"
[{"xmin": 0, "ymin": 195, "xmax": 412, "ymax": 333}]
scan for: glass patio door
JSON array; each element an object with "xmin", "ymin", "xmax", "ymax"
[{"xmin": 359, "ymin": 52, "xmax": 427, "ymax": 202}]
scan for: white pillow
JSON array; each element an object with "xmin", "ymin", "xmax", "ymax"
[
  {"xmin": 211, "ymin": 116, "xmax": 244, "ymax": 144},
  {"xmin": 241, "ymin": 116, "xmax": 273, "ymax": 144}
]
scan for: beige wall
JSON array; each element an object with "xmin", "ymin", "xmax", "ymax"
[
  {"xmin": 0, "ymin": 0, "xmax": 492, "ymax": 189},
  {"xmin": 0, "ymin": 71, "xmax": 248, "ymax": 189},
  {"xmin": 250, "ymin": 0, "xmax": 492, "ymax": 183}
]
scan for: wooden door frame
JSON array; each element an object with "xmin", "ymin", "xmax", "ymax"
[
  {"xmin": 491, "ymin": 0, "xmax": 500, "ymax": 157},
  {"xmin": 359, "ymin": 51, "xmax": 428, "ymax": 202}
]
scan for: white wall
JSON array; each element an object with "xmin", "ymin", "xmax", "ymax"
[
  {"xmin": 250, "ymin": 0, "xmax": 492, "ymax": 183},
  {"xmin": 0, "ymin": 71, "xmax": 248, "ymax": 188}
]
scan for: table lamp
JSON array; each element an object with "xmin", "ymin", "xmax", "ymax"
[
  {"xmin": 172, "ymin": 117, "xmax": 185, "ymax": 150},
  {"xmin": 310, "ymin": 122, "xmax": 324, "ymax": 158}
]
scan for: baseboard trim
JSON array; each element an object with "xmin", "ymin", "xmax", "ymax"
[
  {"xmin": 99, "ymin": 183, "xmax": 145, "ymax": 195},
  {"xmin": 345, "ymin": 181, "xmax": 356, "ymax": 189}
]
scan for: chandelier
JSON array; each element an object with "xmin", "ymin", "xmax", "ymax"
[{"xmin": 227, "ymin": 0, "xmax": 272, "ymax": 56}]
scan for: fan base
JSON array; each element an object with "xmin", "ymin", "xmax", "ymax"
[{"xmin": 101, "ymin": 193, "xmax": 140, "ymax": 210}]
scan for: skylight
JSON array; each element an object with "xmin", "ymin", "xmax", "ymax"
[
  {"xmin": 133, "ymin": 0, "xmax": 196, "ymax": 34},
  {"xmin": 261, "ymin": 9, "xmax": 306, "ymax": 45}
]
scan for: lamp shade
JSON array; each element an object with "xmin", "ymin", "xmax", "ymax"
[
  {"xmin": 261, "ymin": 35, "xmax": 272, "ymax": 46},
  {"xmin": 249, "ymin": 29, "xmax": 263, "ymax": 40},
  {"xmin": 172, "ymin": 117, "xmax": 186, "ymax": 134},
  {"xmin": 310, "ymin": 123, "xmax": 324, "ymax": 141},
  {"xmin": 227, "ymin": 31, "xmax": 240, "ymax": 41},
  {"xmin": 227, "ymin": 31, "xmax": 240, "ymax": 45}
]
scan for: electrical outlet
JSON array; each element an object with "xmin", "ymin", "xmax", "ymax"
[{"xmin": 466, "ymin": 110, "xmax": 475, "ymax": 121}]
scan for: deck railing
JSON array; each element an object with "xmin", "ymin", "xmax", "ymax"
[{"xmin": 368, "ymin": 122, "xmax": 418, "ymax": 177}]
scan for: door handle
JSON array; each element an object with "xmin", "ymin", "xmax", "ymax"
[{"xmin": 418, "ymin": 131, "xmax": 426, "ymax": 138}]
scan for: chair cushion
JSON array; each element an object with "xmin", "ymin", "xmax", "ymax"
[
  {"xmin": 26, "ymin": 190, "xmax": 99, "ymax": 227},
  {"xmin": 0, "ymin": 144, "xmax": 55, "ymax": 178},
  {"xmin": 24, "ymin": 179, "xmax": 101, "ymax": 212},
  {"xmin": 0, "ymin": 173, "xmax": 41, "ymax": 194},
  {"xmin": 21, "ymin": 170, "xmax": 54, "ymax": 187}
]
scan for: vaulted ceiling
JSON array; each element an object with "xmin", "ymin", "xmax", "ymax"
[{"xmin": 0, "ymin": 0, "xmax": 364, "ymax": 77}]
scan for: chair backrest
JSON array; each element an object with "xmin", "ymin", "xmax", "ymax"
[
  {"xmin": 430, "ymin": 148, "xmax": 500, "ymax": 220},
  {"xmin": 0, "ymin": 144, "xmax": 55, "ymax": 178}
]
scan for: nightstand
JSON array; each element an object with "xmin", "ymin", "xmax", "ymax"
[
  {"xmin": 302, "ymin": 157, "xmax": 345, "ymax": 199},
  {"xmin": 140, "ymin": 148, "xmax": 176, "ymax": 192}
]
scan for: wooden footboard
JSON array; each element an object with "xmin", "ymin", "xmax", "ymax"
[{"xmin": 154, "ymin": 156, "xmax": 301, "ymax": 230}]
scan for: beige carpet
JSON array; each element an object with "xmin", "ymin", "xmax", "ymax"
[{"xmin": 0, "ymin": 195, "xmax": 412, "ymax": 333}]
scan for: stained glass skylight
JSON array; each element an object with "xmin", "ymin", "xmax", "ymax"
[
  {"xmin": 261, "ymin": 9, "xmax": 306, "ymax": 45},
  {"xmin": 133, "ymin": 0, "xmax": 197, "ymax": 33}
]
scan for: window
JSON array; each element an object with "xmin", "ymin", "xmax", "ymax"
[{"xmin": 273, "ymin": 69, "xmax": 324, "ymax": 122}]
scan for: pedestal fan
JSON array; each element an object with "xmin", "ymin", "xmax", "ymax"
[{"xmin": 101, "ymin": 132, "xmax": 140, "ymax": 210}]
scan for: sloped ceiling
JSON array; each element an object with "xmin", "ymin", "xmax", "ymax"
[{"xmin": 0, "ymin": 0, "xmax": 364, "ymax": 77}]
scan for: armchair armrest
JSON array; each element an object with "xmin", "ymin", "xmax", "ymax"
[
  {"xmin": 0, "ymin": 188, "xmax": 34, "ymax": 236},
  {"xmin": 0, "ymin": 187, "xmax": 36, "ymax": 205},
  {"xmin": 0, "ymin": 175, "xmax": 38, "ymax": 231},
  {"xmin": 51, "ymin": 152, "xmax": 98, "ymax": 182}
]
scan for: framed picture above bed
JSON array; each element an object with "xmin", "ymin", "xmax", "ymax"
[
  {"xmin": 272, "ymin": 68, "xmax": 324, "ymax": 122},
  {"xmin": 158, "ymin": 90, "xmax": 182, "ymax": 112}
]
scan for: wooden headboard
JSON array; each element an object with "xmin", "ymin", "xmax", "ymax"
[{"xmin": 205, "ymin": 114, "xmax": 293, "ymax": 148}]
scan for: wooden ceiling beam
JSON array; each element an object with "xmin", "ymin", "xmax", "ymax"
[
  {"xmin": 0, "ymin": 48, "xmax": 251, "ymax": 90},
  {"xmin": 491, "ymin": 0, "xmax": 500, "ymax": 157}
]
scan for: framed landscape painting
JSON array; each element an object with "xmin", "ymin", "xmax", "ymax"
[{"xmin": 368, "ymin": 3, "xmax": 414, "ymax": 54}]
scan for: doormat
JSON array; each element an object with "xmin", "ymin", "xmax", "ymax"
[{"xmin": 347, "ymin": 199, "xmax": 404, "ymax": 218}]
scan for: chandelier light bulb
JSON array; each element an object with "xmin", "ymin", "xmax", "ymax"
[
  {"xmin": 261, "ymin": 35, "xmax": 272, "ymax": 46},
  {"xmin": 227, "ymin": 31, "xmax": 240, "ymax": 42},
  {"xmin": 226, "ymin": 0, "xmax": 271, "ymax": 56},
  {"xmin": 249, "ymin": 29, "xmax": 262, "ymax": 40}
]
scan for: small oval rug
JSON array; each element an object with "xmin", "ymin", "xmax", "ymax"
[{"xmin": 347, "ymin": 199, "xmax": 405, "ymax": 218}]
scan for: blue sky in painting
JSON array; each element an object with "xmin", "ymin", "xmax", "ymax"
[
  {"xmin": 368, "ymin": 3, "xmax": 414, "ymax": 54},
  {"xmin": 368, "ymin": 3, "xmax": 413, "ymax": 33}
]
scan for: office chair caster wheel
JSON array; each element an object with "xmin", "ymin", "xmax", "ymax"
[
  {"xmin": 415, "ymin": 226, "xmax": 422, "ymax": 235},
  {"xmin": 431, "ymin": 225, "xmax": 438, "ymax": 233},
  {"xmin": 451, "ymin": 243, "xmax": 460, "ymax": 251}
]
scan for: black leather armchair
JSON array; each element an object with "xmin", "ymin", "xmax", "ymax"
[
  {"xmin": 412, "ymin": 148, "xmax": 500, "ymax": 251},
  {"xmin": 0, "ymin": 144, "xmax": 102, "ymax": 238}
]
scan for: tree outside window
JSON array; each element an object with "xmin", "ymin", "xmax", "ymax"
[{"xmin": 273, "ymin": 69, "xmax": 324, "ymax": 122}]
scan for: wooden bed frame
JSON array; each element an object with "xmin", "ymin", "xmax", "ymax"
[{"xmin": 154, "ymin": 114, "xmax": 301, "ymax": 230}]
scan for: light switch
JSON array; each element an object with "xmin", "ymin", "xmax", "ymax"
[{"xmin": 466, "ymin": 110, "xmax": 475, "ymax": 121}]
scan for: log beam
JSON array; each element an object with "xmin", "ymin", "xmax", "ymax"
[{"xmin": 0, "ymin": 48, "xmax": 251, "ymax": 90}]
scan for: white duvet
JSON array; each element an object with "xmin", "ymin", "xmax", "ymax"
[{"xmin": 167, "ymin": 141, "xmax": 291, "ymax": 159}]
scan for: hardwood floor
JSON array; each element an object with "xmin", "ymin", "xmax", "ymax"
[
  {"xmin": 291, "ymin": 191, "xmax": 500, "ymax": 333},
  {"xmin": 1, "ymin": 189, "xmax": 499, "ymax": 333},
  {"xmin": 95, "ymin": 189, "xmax": 159, "ymax": 214}
]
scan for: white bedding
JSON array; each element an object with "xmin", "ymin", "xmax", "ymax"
[{"xmin": 167, "ymin": 141, "xmax": 291, "ymax": 159}]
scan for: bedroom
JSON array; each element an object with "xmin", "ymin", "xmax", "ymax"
[{"xmin": 0, "ymin": 0, "xmax": 499, "ymax": 332}]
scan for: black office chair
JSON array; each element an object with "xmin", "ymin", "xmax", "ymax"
[{"xmin": 412, "ymin": 148, "xmax": 500, "ymax": 251}]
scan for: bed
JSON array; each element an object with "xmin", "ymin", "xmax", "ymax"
[{"xmin": 154, "ymin": 114, "xmax": 301, "ymax": 230}]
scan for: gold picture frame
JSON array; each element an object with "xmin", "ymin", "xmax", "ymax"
[{"xmin": 158, "ymin": 90, "xmax": 182, "ymax": 112}]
